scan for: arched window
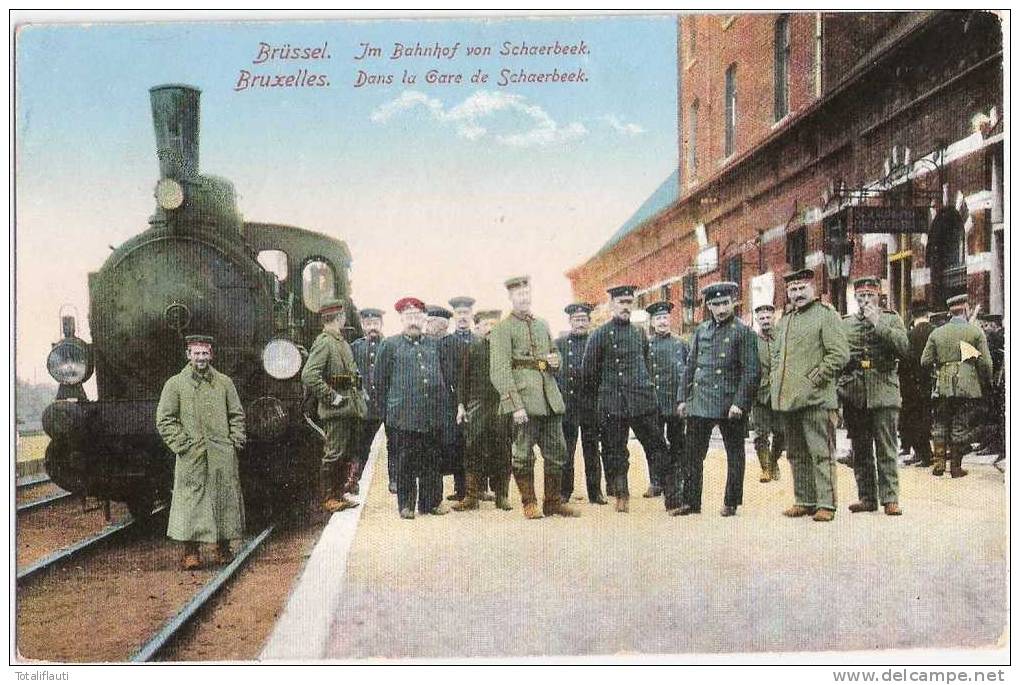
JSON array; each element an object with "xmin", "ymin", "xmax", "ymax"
[
  {"xmin": 774, "ymin": 14, "xmax": 790, "ymax": 121},
  {"xmin": 927, "ymin": 208, "xmax": 967, "ymax": 305},
  {"xmin": 302, "ymin": 259, "xmax": 337, "ymax": 313},
  {"xmin": 724, "ymin": 64, "xmax": 737, "ymax": 157}
]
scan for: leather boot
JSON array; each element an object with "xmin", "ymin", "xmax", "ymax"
[
  {"xmin": 950, "ymin": 448, "xmax": 969, "ymax": 478},
  {"xmin": 932, "ymin": 445, "xmax": 947, "ymax": 477},
  {"xmin": 181, "ymin": 542, "xmax": 201, "ymax": 570},
  {"xmin": 343, "ymin": 461, "xmax": 362, "ymax": 495},
  {"xmin": 514, "ymin": 468, "xmax": 543, "ymax": 519},
  {"xmin": 757, "ymin": 448, "xmax": 772, "ymax": 483},
  {"xmin": 543, "ymin": 469, "xmax": 580, "ymax": 517},
  {"xmin": 493, "ymin": 473, "xmax": 513, "ymax": 510},
  {"xmin": 452, "ymin": 472, "xmax": 481, "ymax": 511},
  {"xmin": 613, "ymin": 473, "xmax": 629, "ymax": 513}
]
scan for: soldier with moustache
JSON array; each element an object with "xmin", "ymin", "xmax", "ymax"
[
  {"xmin": 920, "ymin": 293, "xmax": 993, "ymax": 479},
  {"xmin": 351, "ymin": 308, "xmax": 389, "ymax": 493},
  {"xmin": 771, "ymin": 269, "xmax": 850, "ymax": 522},
  {"xmin": 838, "ymin": 277, "xmax": 910, "ymax": 516},
  {"xmin": 452, "ymin": 309, "xmax": 513, "ymax": 511},
  {"xmin": 674, "ymin": 282, "xmax": 759, "ymax": 517},
  {"xmin": 554, "ymin": 303, "xmax": 607, "ymax": 505},
  {"xmin": 645, "ymin": 301, "xmax": 689, "ymax": 509},
  {"xmin": 426, "ymin": 304, "xmax": 466, "ymax": 502},
  {"xmin": 375, "ymin": 297, "xmax": 448, "ymax": 518},
  {"xmin": 581, "ymin": 285, "xmax": 670, "ymax": 513},
  {"xmin": 300, "ymin": 299, "xmax": 370, "ymax": 514},
  {"xmin": 751, "ymin": 303, "xmax": 784, "ymax": 483},
  {"xmin": 490, "ymin": 275, "xmax": 580, "ymax": 519}
]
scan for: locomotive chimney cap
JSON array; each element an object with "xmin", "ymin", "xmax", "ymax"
[{"xmin": 150, "ymin": 83, "xmax": 202, "ymax": 94}]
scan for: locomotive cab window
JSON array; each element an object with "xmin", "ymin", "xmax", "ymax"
[
  {"xmin": 257, "ymin": 250, "xmax": 289, "ymax": 282},
  {"xmin": 302, "ymin": 259, "xmax": 337, "ymax": 313}
]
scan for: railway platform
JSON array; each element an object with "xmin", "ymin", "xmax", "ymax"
[{"xmin": 261, "ymin": 433, "xmax": 1008, "ymax": 661}]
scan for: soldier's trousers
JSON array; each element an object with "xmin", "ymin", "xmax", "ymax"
[
  {"xmin": 511, "ymin": 415, "xmax": 567, "ymax": 473},
  {"xmin": 561, "ymin": 418, "xmax": 603, "ymax": 501},
  {"xmin": 388, "ymin": 427, "xmax": 443, "ymax": 514},
  {"xmin": 843, "ymin": 405, "xmax": 900, "ymax": 505},
  {"xmin": 354, "ymin": 418, "xmax": 383, "ymax": 479},
  {"xmin": 464, "ymin": 415, "xmax": 512, "ymax": 482},
  {"xmin": 932, "ymin": 398, "xmax": 980, "ymax": 453},
  {"xmin": 683, "ymin": 416, "xmax": 747, "ymax": 509},
  {"xmin": 656, "ymin": 415, "xmax": 685, "ymax": 509},
  {"xmin": 600, "ymin": 412, "xmax": 668, "ymax": 498},
  {"xmin": 322, "ymin": 418, "xmax": 359, "ymax": 500},
  {"xmin": 751, "ymin": 403, "xmax": 785, "ymax": 458},
  {"xmin": 899, "ymin": 383, "xmax": 933, "ymax": 462},
  {"xmin": 782, "ymin": 407, "xmax": 839, "ymax": 511}
]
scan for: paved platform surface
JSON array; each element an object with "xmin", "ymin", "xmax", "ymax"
[{"xmin": 266, "ymin": 432, "xmax": 1008, "ymax": 660}]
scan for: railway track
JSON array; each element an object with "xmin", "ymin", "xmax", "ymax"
[
  {"xmin": 16, "ymin": 491, "xmax": 74, "ymax": 513},
  {"xmin": 130, "ymin": 526, "xmax": 274, "ymax": 662},
  {"xmin": 16, "ymin": 474, "xmax": 52, "ymax": 489},
  {"xmin": 16, "ymin": 506, "xmax": 167, "ymax": 583}
]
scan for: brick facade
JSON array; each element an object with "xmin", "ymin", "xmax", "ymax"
[{"xmin": 568, "ymin": 11, "xmax": 1004, "ymax": 334}]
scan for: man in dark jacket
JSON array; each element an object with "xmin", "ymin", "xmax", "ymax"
[
  {"xmin": 645, "ymin": 301, "xmax": 688, "ymax": 507},
  {"xmin": 581, "ymin": 285, "xmax": 670, "ymax": 513},
  {"xmin": 351, "ymin": 308, "xmax": 388, "ymax": 493},
  {"xmin": 675, "ymin": 282, "xmax": 759, "ymax": 517},
  {"xmin": 555, "ymin": 303, "xmax": 606, "ymax": 504},
  {"xmin": 751, "ymin": 303, "xmax": 783, "ymax": 482},
  {"xmin": 427, "ymin": 304, "xmax": 466, "ymax": 502},
  {"xmin": 900, "ymin": 306, "xmax": 936, "ymax": 468}
]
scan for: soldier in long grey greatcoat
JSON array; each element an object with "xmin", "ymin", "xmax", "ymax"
[{"xmin": 156, "ymin": 335, "xmax": 246, "ymax": 570}]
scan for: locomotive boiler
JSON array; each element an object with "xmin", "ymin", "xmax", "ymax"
[{"xmin": 41, "ymin": 84, "xmax": 362, "ymax": 519}]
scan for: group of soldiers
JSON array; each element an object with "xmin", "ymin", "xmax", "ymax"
[{"xmin": 153, "ymin": 267, "xmax": 1004, "ymax": 567}]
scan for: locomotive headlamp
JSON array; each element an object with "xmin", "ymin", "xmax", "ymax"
[
  {"xmin": 47, "ymin": 338, "xmax": 91, "ymax": 385},
  {"xmin": 155, "ymin": 178, "xmax": 184, "ymax": 210},
  {"xmin": 261, "ymin": 338, "xmax": 303, "ymax": 379}
]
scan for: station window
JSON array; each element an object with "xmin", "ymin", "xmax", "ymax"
[
  {"xmin": 688, "ymin": 99, "xmax": 700, "ymax": 179},
  {"xmin": 302, "ymin": 259, "xmax": 337, "ymax": 313},
  {"xmin": 786, "ymin": 227, "xmax": 807, "ymax": 271},
  {"xmin": 774, "ymin": 15, "xmax": 790, "ymax": 121},
  {"xmin": 682, "ymin": 272, "xmax": 698, "ymax": 327},
  {"xmin": 257, "ymin": 250, "xmax": 288, "ymax": 282},
  {"xmin": 725, "ymin": 256, "xmax": 742, "ymax": 297},
  {"xmin": 724, "ymin": 64, "xmax": 737, "ymax": 157}
]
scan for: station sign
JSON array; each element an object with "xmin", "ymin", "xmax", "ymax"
[{"xmin": 848, "ymin": 206, "xmax": 929, "ymax": 234}]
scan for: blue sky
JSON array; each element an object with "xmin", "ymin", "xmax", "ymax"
[{"xmin": 16, "ymin": 15, "xmax": 678, "ymax": 381}]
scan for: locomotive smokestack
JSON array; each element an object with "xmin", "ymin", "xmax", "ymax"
[{"xmin": 150, "ymin": 84, "xmax": 201, "ymax": 180}]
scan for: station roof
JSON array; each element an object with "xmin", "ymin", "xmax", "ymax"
[{"xmin": 596, "ymin": 169, "xmax": 678, "ymax": 256}]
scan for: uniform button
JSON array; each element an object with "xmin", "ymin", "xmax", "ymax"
[
  {"xmin": 716, "ymin": 369, "xmax": 722, "ymax": 375},
  {"xmin": 618, "ymin": 372, "xmax": 623, "ymax": 376},
  {"xmin": 616, "ymin": 358, "xmax": 620, "ymax": 363},
  {"xmin": 568, "ymin": 351, "xmax": 573, "ymax": 356},
  {"xmin": 724, "ymin": 338, "xmax": 730, "ymax": 343},
  {"xmin": 423, "ymin": 378, "xmax": 428, "ymax": 383},
  {"xmin": 720, "ymin": 353, "xmax": 726, "ymax": 358}
]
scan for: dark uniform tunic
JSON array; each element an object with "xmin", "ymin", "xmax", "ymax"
[
  {"xmin": 983, "ymin": 327, "xmax": 1005, "ymax": 454},
  {"xmin": 436, "ymin": 335, "xmax": 466, "ymax": 485},
  {"xmin": 352, "ymin": 334, "xmax": 386, "ymax": 483},
  {"xmin": 648, "ymin": 332, "xmax": 689, "ymax": 500},
  {"xmin": 374, "ymin": 333, "xmax": 444, "ymax": 514},
  {"xmin": 457, "ymin": 336, "xmax": 512, "ymax": 486},
  {"xmin": 838, "ymin": 310, "xmax": 909, "ymax": 505},
  {"xmin": 580, "ymin": 317, "xmax": 669, "ymax": 498},
  {"xmin": 751, "ymin": 330, "xmax": 784, "ymax": 459},
  {"xmin": 555, "ymin": 332, "xmax": 604, "ymax": 501},
  {"xmin": 898, "ymin": 319, "xmax": 935, "ymax": 463},
  {"xmin": 677, "ymin": 315, "xmax": 760, "ymax": 510}
]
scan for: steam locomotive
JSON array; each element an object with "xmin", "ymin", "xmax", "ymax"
[{"xmin": 41, "ymin": 84, "xmax": 362, "ymax": 519}]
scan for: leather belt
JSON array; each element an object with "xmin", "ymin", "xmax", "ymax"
[{"xmin": 512, "ymin": 359, "xmax": 550, "ymax": 372}]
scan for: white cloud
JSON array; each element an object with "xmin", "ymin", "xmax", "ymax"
[
  {"xmin": 602, "ymin": 114, "xmax": 645, "ymax": 136},
  {"xmin": 370, "ymin": 89, "xmax": 588, "ymax": 147}
]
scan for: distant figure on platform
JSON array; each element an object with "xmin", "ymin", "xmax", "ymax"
[
  {"xmin": 449, "ymin": 296, "xmax": 479, "ymax": 345},
  {"xmin": 899, "ymin": 305, "xmax": 935, "ymax": 468},
  {"xmin": 581, "ymin": 285, "xmax": 669, "ymax": 513},
  {"xmin": 301, "ymin": 299, "xmax": 369, "ymax": 514},
  {"xmin": 771, "ymin": 269, "xmax": 849, "ymax": 523},
  {"xmin": 920, "ymin": 294, "xmax": 993, "ymax": 479},
  {"xmin": 838, "ymin": 277, "xmax": 909, "ymax": 516},
  {"xmin": 976, "ymin": 313, "xmax": 1005, "ymax": 461},
  {"xmin": 554, "ymin": 302, "xmax": 607, "ymax": 505},
  {"xmin": 751, "ymin": 303, "xmax": 784, "ymax": 483},
  {"xmin": 427, "ymin": 304, "xmax": 466, "ymax": 502},
  {"xmin": 675, "ymin": 282, "xmax": 759, "ymax": 517},
  {"xmin": 452, "ymin": 309, "xmax": 513, "ymax": 511},
  {"xmin": 375, "ymin": 297, "xmax": 447, "ymax": 518},
  {"xmin": 645, "ymin": 301, "xmax": 688, "ymax": 509},
  {"xmin": 352, "ymin": 308, "xmax": 389, "ymax": 493},
  {"xmin": 156, "ymin": 335, "xmax": 246, "ymax": 570},
  {"xmin": 490, "ymin": 275, "xmax": 579, "ymax": 519}
]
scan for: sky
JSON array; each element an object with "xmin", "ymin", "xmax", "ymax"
[{"xmin": 15, "ymin": 14, "xmax": 678, "ymax": 383}]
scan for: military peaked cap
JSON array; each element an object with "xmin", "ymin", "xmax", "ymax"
[
  {"xmin": 474, "ymin": 309, "xmax": 502, "ymax": 323},
  {"xmin": 701, "ymin": 281, "xmax": 738, "ymax": 301},
  {"xmin": 782, "ymin": 268, "xmax": 815, "ymax": 284},
  {"xmin": 318, "ymin": 298, "xmax": 346, "ymax": 315},
  {"xmin": 929, "ymin": 311, "xmax": 950, "ymax": 325},
  {"xmin": 753, "ymin": 303, "xmax": 776, "ymax": 313},
  {"xmin": 359, "ymin": 308, "xmax": 384, "ymax": 319},
  {"xmin": 564, "ymin": 302, "xmax": 594, "ymax": 316},
  {"xmin": 448, "ymin": 296, "xmax": 476, "ymax": 309},
  {"xmin": 184, "ymin": 334, "xmax": 214, "ymax": 348},
  {"xmin": 394, "ymin": 297, "xmax": 426, "ymax": 313},
  {"xmin": 426, "ymin": 305, "xmax": 453, "ymax": 319},
  {"xmin": 607, "ymin": 285, "xmax": 637, "ymax": 298},
  {"xmin": 852, "ymin": 276, "xmax": 882, "ymax": 292},
  {"xmin": 645, "ymin": 301, "xmax": 675, "ymax": 316},
  {"xmin": 504, "ymin": 275, "xmax": 530, "ymax": 290},
  {"xmin": 946, "ymin": 293, "xmax": 969, "ymax": 308}
]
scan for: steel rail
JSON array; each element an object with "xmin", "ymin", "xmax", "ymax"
[
  {"xmin": 129, "ymin": 525, "xmax": 274, "ymax": 662},
  {"xmin": 16, "ymin": 506, "xmax": 167, "ymax": 583},
  {"xmin": 17, "ymin": 491, "xmax": 73, "ymax": 513},
  {"xmin": 16, "ymin": 474, "xmax": 52, "ymax": 489}
]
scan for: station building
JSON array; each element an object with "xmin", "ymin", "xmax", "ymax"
[{"xmin": 567, "ymin": 11, "xmax": 1004, "ymax": 332}]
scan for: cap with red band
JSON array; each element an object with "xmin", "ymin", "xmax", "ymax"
[
  {"xmin": 184, "ymin": 334, "xmax": 214, "ymax": 349},
  {"xmin": 395, "ymin": 297, "xmax": 426, "ymax": 313}
]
